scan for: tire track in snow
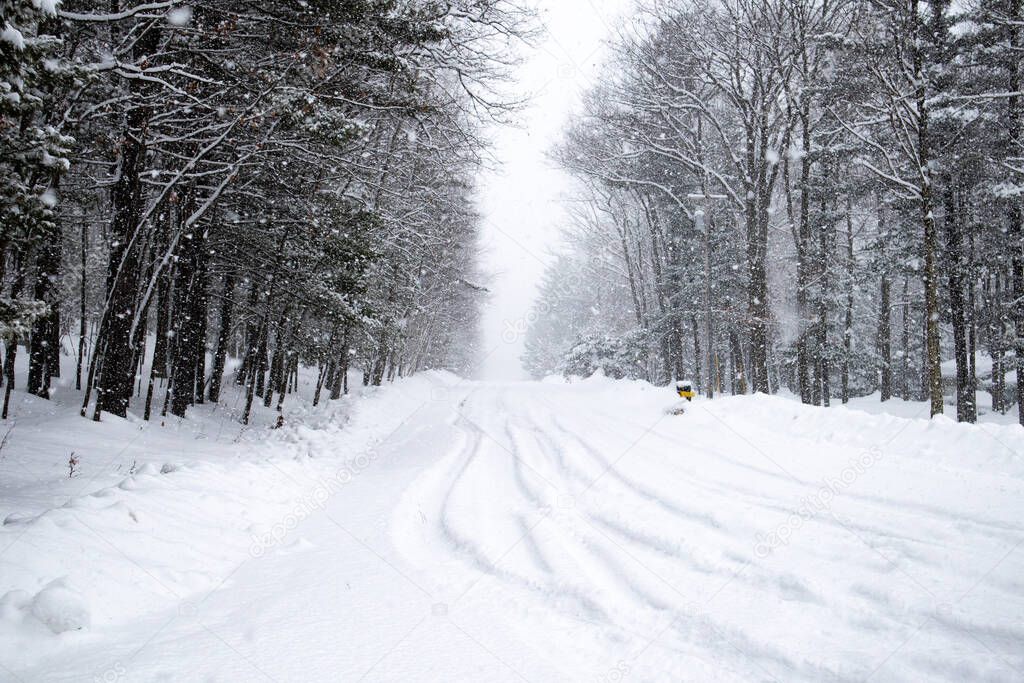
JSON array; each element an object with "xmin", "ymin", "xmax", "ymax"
[
  {"xmin": 496, "ymin": 393, "xmax": 663, "ymax": 618},
  {"xmin": 505, "ymin": 397, "xmax": 829, "ymax": 681},
  {"xmin": 529, "ymin": 407, "xmax": 835, "ymax": 625},
  {"xmin": 548, "ymin": 400, "xmax": 970, "ymax": 616},
  {"xmin": 547, "ymin": 413, "xmax": 725, "ymax": 533},
  {"xmin": 557, "ymin": 401, "xmax": 1019, "ymax": 590},
  {"xmin": 503, "ymin": 412, "xmax": 683, "ymax": 618},
  {"xmin": 394, "ymin": 385, "xmax": 1023, "ymax": 682},
  {"xmin": 533, "ymin": 399, "xmax": 959, "ymax": 676},
  {"xmin": 617, "ymin": 400, "xmax": 1024, "ymax": 542},
  {"xmin": 410, "ymin": 390, "xmax": 610, "ymax": 622},
  {"xmin": 435, "ymin": 414, "xmax": 497, "ymax": 575},
  {"xmin": 448, "ymin": 390, "xmax": 719, "ymax": 646},
  {"xmin": 558, "ymin": 395, "xmax": 1024, "ymax": 680},
  {"xmin": 516, "ymin": 402, "xmax": 784, "ymax": 607}
]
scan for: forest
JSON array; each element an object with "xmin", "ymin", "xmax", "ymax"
[
  {"xmin": 2, "ymin": 3, "xmax": 1023, "ymax": 677},
  {"xmin": 524, "ymin": 0, "xmax": 1024, "ymax": 425},
  {"xmin": 0, "ymin": 0, "xmax": 532, "ymax": 424}
]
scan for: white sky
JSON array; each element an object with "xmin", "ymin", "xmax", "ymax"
[{"xmin": 476, "ymin": 0, "xmax": 628, "ymax": 380}]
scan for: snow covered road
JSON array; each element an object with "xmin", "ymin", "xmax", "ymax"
[{"xmin": 4, "ymin": 375, "xmax": 1024, "ymax": 681}]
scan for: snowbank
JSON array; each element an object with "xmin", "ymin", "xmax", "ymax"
[
  {"xmin": 0, "ymin": 367, "xmax": 459, "ymax": 670},
  {"xmin": 3, "ymin": 366, "xmax": 1022, "ymax": 681},
  {"xmin": 386, "ymin": 375, "xmax": 1024, "ymax": 681}
]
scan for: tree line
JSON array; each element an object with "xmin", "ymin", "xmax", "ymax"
[
  {"xmin": 525, "ymin": 0, "xmax": 1024, "ymax": 425},
  {"xmin": 1, "ymin": 0, "xmax": 533, "ymax": 423}
]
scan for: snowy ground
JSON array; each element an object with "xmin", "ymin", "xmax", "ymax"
[{"xmin": 1, "ymin": 371, "xmax": 1023, "ymax": 681}]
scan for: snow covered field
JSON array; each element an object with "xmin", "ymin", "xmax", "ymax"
[{"xmin": 1, "ymin": 373, "xmax": 1023, "ymax": 681}]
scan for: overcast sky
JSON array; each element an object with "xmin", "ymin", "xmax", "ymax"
[{"xmin": 475, "ymin": 0, "xmax": 627, "ymax": 380}]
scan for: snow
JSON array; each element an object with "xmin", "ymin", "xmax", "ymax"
[
  {"xmin": 1, "ymin": 23, "xmax": 26, "ymax": 50},
  {"xmin": 940, "ymin": 351, "xmax": 1017, "ymax": 385},
  {"xmin": 166, "ymin": 7, "xmax": 193, "ymax": 27},
  {"xmin": 28, "ymin": 579, "xmax": 91, "ymax": 634},
  {"xmin": 1, "ymin": 369, "xmax": 1023, "ymax": 681},
  {"xmin": 32, "ymin": 0, "xmax": 60, "ymax": 15}
]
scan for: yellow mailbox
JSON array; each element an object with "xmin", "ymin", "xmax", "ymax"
[{"xmin": 676, "ymin": 380, "xmax": 695, "ymax": 401}]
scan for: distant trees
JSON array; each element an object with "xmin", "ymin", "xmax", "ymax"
[
  {"xmin": 1, "ymin": 0, "xmax": 533, "ymax": 422},
  {"xmin": 533, "ymin": 0, "xmax": 1024, "ymax": 425}
]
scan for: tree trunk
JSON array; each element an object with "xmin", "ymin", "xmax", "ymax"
[
  {"xmin": 842, "ymin": 204, "xmax": 855, "ymax": 404},
  {"xmin": 730, "ymin": 330, "xmax": 747, "ymax": 394},
  {"xmin": 877, "ymin": 204, "xmax": 892, "ymax": 401},
  {"xmin": 255, "ymin": 332, "xmax": 267, "ymax": 398},
  {"xmin": 922, "ymin": 193, "xmax": 943, "ymax": 416},
  {"xmin": 748, "ymin": 222, "xmax": 771, "ymax": 394},
  {"xmin": 192, "ymin": 235, "xmax": 209, "ymax": 406},
  {"xmin": 901, "ymin": 277, "xmax": 912, "ymax": 401},
  {"xmin": 76, "ymin": 222, "xmax": 87, "ymax": 390},
  {"xmin": 912, "ymin": 0, "xmax": 944, "ymax": 417},
  {"xmin": 28, "ymin": 226, "xmax": 61, "ymax": 398},
  {"xmin": 249, "ymin": 227, "xmax": 289, "ymax": 408},
  {"xmin": 1, "ymin": 340, "xmax": 15, "ymax": 420},
  {"xmin": 945, "ymin": 180, "xmax": 975, "ymax": 422},
  {"xmin": 727, "ymin": 344, "xmax": 735, "ymax": 394},
  {"xmin": 242, "ymin": 317, "xmax": 269, "ymax": 426},
  {"xmin": 151, "ymin": 213, "xmax": 172, "ymax": 380},
  {"xmin": 169, "ymin": 194, "xmax": 204, "ymax": 419},
  {"xmin": 265, "ymin": 324, "xmax": 286, "ymax": 408},
  {"xmin": 330, "ymin": 327, "xmax": 351, "ymax": 400},
  {"xmin": 236, "ymin": 281, "xmax": 260, "ymax": 387},
  {"xmin": 208, "ymin": 272, "xmax": 236, "ymax": 403},
  {"xmin": 619, "ymin": 226, "xmax": 645, "ymax": 329},
  {"xmin": 818, "ymin": 196, "xmax": 831, "ymax": 408},
  {"xmin": 691, "ymin": 315, "xmax": 702, "ymax": 393},
  {"xmin": 313, "ymin": 362, "xmax": 328, "ymax": 407},
  {"xmin": 646, "ymin": 204, "xmax": 678, "ymax": 381},
  {"xmin": 2, "ymin": 256, "xmax": 26, "ymax": 419},
  {"xmin": 796, "ymin": 107, "xmax": 813, "ymax": 404},
  {"xmin": 1007, "ymin": 0, "xmax": 1024, "ymax": 425},
  {"xmin": 94, "ymin": 26, "xmax": 160, "ymax": 419},
  {"xmin": 130, "ymin": 287, "xmax": 150, "ymax": 400},
  {"xmin": 372, "ymin": 331, "xmax": 388, "ymax": 387},
  {"xmin": 967, "ymin": 226, "xmax": 978, "ymax": 402},
  {"xmin": 878, "ymin": 275, "xmax": 892, "ymax": 401}
]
